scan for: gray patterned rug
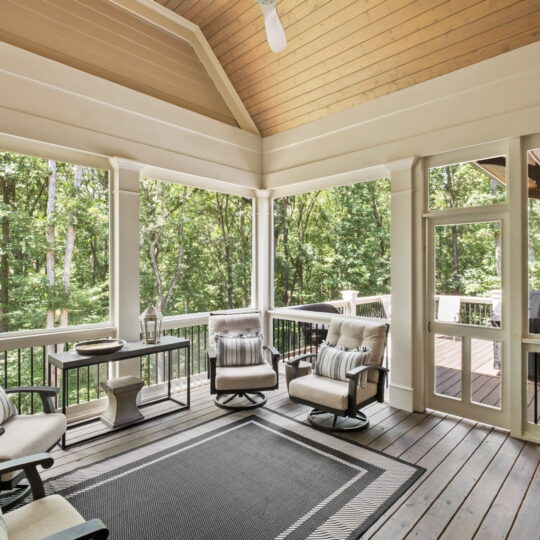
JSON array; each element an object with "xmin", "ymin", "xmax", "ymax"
[{"xmin": 46, "ymin": 409, "xmax": 424, "ymax": 540}]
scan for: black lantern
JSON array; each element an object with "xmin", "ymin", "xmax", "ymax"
[{"xmin": 139, "ymin": 304, "xmax": 163, "ymax": 344}]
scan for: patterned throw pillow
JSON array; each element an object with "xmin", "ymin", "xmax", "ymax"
[
  {"xmin": 0, "ymin": 385, "xmax": 17, "ymax": 425},
  {"xmin": 215, "ymin": 335, "xmax": 264, "ymax": 367},
  {"xmin": 315, "ymin": 343, "xmax": 372, "ymax": 386}
]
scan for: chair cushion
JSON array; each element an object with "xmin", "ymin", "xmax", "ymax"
[
  {"xmin": 325, "ymin": 318, "xmax": 387, "ymax": 383},
  {"xmin": 215, "ymin": 335, "xmax": 263, "ymax": 367},
  {"xmin": 0, "ymin": 413, "xmax": 66, "ymax": 482},
  {"xmin": 0, "ymin": 387, "xmax": 17, "ymax": 425},
  {"xmin": 5, "ymin": 494, "xmax": 84, "ymax": 540},
  {"xmin": 315, "ymin": 343, "xmax": 371, "ymax": 386},
  {"xmin": 289, "ymin": 374, "xmax": 377, "ymax": 411},
  {"xmin": 215, "ymin": 363, "xmax": 277, "ymax": 391},
  {"xmin": 208, "ymin": 312, "xmax": 263, "ymax": 340}
]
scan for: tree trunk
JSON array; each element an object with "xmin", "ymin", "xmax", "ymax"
[
  {"xmin": 0, "ymin": 174, "xmax": 12, "ymax": 332},
  {"xmin": 46, "ymin": 160, "xmax": 57, "ymax": 328},
  {"xmin": 239, "ymin": 208, "xmax": 248, "ymax": 306},
  {"xmin": 60, "ymin": 165, "xmax": 82, "ymax": 327}
]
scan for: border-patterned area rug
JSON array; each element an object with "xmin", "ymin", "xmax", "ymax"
[{"xmin": 47, "ymin": 409, "xmax": 424, "ymax": 539}]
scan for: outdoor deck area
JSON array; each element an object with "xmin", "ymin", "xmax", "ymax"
[
  {"xmin": 434, "ymin": 336, "xmax": 539, "ymax": 423},
  {"xmin": 42, "ymin": 365, "xmax": 540, "ymax": 540}
]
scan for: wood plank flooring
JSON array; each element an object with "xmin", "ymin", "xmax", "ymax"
[{"xmin": 46, "ymin": 367, "xmax": 540, "ymax": 540}]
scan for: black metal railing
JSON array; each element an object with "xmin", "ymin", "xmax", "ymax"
[
  {"xmin": 2, "ymin": 343, "xmax": 108, "ymax": 414},
  {"xmin": 139, "ymin": 324, "xmax": 208, "ymax": 387},
  {"xmin": 356, "ymin": 301, "xmax": 386, "ymax": 318},
  {"xmin": 272, "ymin": 318, "xmax": 328, "ymax": 360}
]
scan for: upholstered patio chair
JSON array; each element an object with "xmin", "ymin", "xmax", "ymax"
[
  {"xmin": 207, "ymin": 312, "xmax": 280, "ymax": 410},
  {"xmin": 0, "ymin": 453, "xmax": 108, "ymax": 540},
  {"xmin": 287, "ymin": 318, "xmax": 389, "ymax": 432},
  {"xmin": 0, "ymin": 386, "xmax": 66, "ymax": 510}
]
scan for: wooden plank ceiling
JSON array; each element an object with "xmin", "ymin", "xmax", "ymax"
[
  {"xmin": 157, "ymin": 0, "xmax": 540, "ymax": 137},
  {"xmin": 0, "ymin": 0, "xmax": 237, "ymax": 126}
]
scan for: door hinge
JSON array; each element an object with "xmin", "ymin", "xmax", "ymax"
[{"xmin": 428, "ymin": 321, "xmax": 431, "ymax": 333}]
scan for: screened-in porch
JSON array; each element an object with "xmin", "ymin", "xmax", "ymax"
[{"xmin": 1, "ymin": 1, "xmax": 540, "ymax": 539}]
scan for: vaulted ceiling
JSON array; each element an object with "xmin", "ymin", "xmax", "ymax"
[{"xmin": 157, "ymin": 0, "xmax": 540, "ymax": 137}]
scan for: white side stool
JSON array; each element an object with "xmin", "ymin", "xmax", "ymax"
[{"xmin": 100, "ymin": 376, "xmax": 144, "ymax": 429}]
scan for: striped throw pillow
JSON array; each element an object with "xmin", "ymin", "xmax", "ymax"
[
  {"xmin": 315, "ymin": 343, "xmax": 372, "ymax": 386},
  {"xmin": 216, "ymin": 335, "xmax": 264, "ymax": 367},
  {"xmin": 0, "ymin": 385, "xmax": 17, "ymax": 425}
]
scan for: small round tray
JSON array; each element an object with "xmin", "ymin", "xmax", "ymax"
[{"xmin": 75, "ymin": 339, "xmax": 126, "ymax": 356}]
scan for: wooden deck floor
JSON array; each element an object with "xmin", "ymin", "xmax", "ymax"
[{"xmin": 44, "ymin": 368, "xmax": 540, "ymax": 540}]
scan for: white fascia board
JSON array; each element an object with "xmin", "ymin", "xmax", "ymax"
[{"xmin": 0, "ymin": 43, "xmax": 262, "ymax": 188}]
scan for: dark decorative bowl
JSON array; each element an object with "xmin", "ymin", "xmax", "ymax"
[{"xmin": 75, "ymin": 339, "xmax": 126, "ymax": 356}]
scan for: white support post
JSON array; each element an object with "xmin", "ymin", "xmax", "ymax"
[
  {"xmin": 341, "ymin": 290, "xmax": 359, "ymax": 316},
  {"xmin": 387, "ymin": 158, "xmax": 419, "ymax": 412},
  {"xmin": 507, "ymin": 137, "xmax": 525, "ymax": 438},
  {"xmin": 255, "ymin": 189, "xmax": 273, "ymax": 342},
  {"xmin": 109, "ymin": 157, "xmax": 144, "ymax": 378}
]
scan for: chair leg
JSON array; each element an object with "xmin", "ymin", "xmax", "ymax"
[{"xmin": 307, "ymin": 409, "xmax": 370, "ymax": 432}]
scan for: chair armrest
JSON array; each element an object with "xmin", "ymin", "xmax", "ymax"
[
  {"xmin": 262, "ymin": 344, "xmax": 280, "ymax": 358},
  {"xmin": 345, "ymin": 365, "xmax": 388, "ymax": 381},
  {"xmin": 286, "ymin": 353, "xmax": 318, "ymax": 367},
  {"xmin": 42, "ymin": 519, "xmax": 109, "ymax": 540},
  {"xmin": 6, "ymin": 386, "xmax": 59, "ymax": 413},
  {"xmin": 206, "ymin": 348, "xmax": 217, "ymax": 363},
  {"xmin": 286, "ymin": 353, "xmax": 318, "ymax": 382},
  {"xmin": 0, "ymin": 453, "xmax": 53, "ymax": 500},
  {"xmin": 263, "ymin": 344, "xmax": 280, "ymax": 371}
]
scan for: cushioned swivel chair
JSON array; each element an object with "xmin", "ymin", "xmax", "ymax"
[
  {"xmin": 287, "ymin": 318, "xmax": 389, "ymax": 432},
  {"xmin": 0, "ymin": 453, "xmax": 108, "ymax": 539},
  {"xmin": 207, "ymin": 313, "xmax": 280, "ymax": 410},
  {"xmin": 0, "ymin": 386, "xmax": 66, "ymax": 510}
]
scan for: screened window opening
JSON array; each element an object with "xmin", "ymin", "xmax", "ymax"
[
  {"xmin": 139, "ymin": 179, "xmax": 253, "ymax": 315},
  {"xmin": 429, "ymin": 157, "xmax": 506, "ymax": 211},
  {"xmin": 0, "ymin": 150, "xmax": 110, "ymax": 333},
  {"xmin": 273, "ymin": 179, "xmax": 391, "ymax": 316}
]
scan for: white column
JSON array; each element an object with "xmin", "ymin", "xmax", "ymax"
[
  {"xmin": 109, "ymin": 157, "xmax": 144, "ymax": 378},
  {"xmin": 507, "ymin": 137, "xmax": 525, "ymax": 438},
  {"xmin": 386, "ymin": 157, "xmax": 419, "ymax": 412},
  {"xmin": 341, "ymin": 290, "xmax": 359, "ymax": 316},
  {"xmin": 255, "ymin": 189, "xmax": 273, "ymax": 341}
]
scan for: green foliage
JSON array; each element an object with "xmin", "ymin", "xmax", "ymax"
[
  {"xmin": 139, "ymin": 179, "xmax": 252, "ymax": 315},
  {"xmin": 0, "ymin": 151, "xmax": 109, "ymax": 332},
  {"xmin": 274, "ymin": 179, "xmax": 391, "ymax": 306},
  {"xmin": 429, "ymin": 162, "xmax": 506, "ymax": 210}
]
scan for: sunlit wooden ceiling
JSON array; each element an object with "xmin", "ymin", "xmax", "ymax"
[
  {"xmin": 0, "ymin": 0, "xmax": 238, "ymax": 126},
  {"xmin": 157, "ymin": 0, "xmax": 540, "ymax": 137}
]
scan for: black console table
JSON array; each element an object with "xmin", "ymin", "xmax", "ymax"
[{"xmin": 48, "ymin": 336, "xmax": 190, "ymax": 449}]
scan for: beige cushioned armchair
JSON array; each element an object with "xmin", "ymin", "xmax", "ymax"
[
  {"xmin": 0, "ymin": 386, "xmax": 66, "ymax": 510},
  {"xmin": 287, "ymin": 318, "xmax": 389, "ymax": 432},
  {"xmin": 0, "ymin": 453, "xmax": 108, "ymax": 540},
  {"xmin": 207, "ymin": 313, "xmax": 280, "ymax": 410}
]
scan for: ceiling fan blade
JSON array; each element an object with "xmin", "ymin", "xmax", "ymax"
[{"xmin": 259, "ymin": 3, "xmax": 287, "ymax": 53}]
